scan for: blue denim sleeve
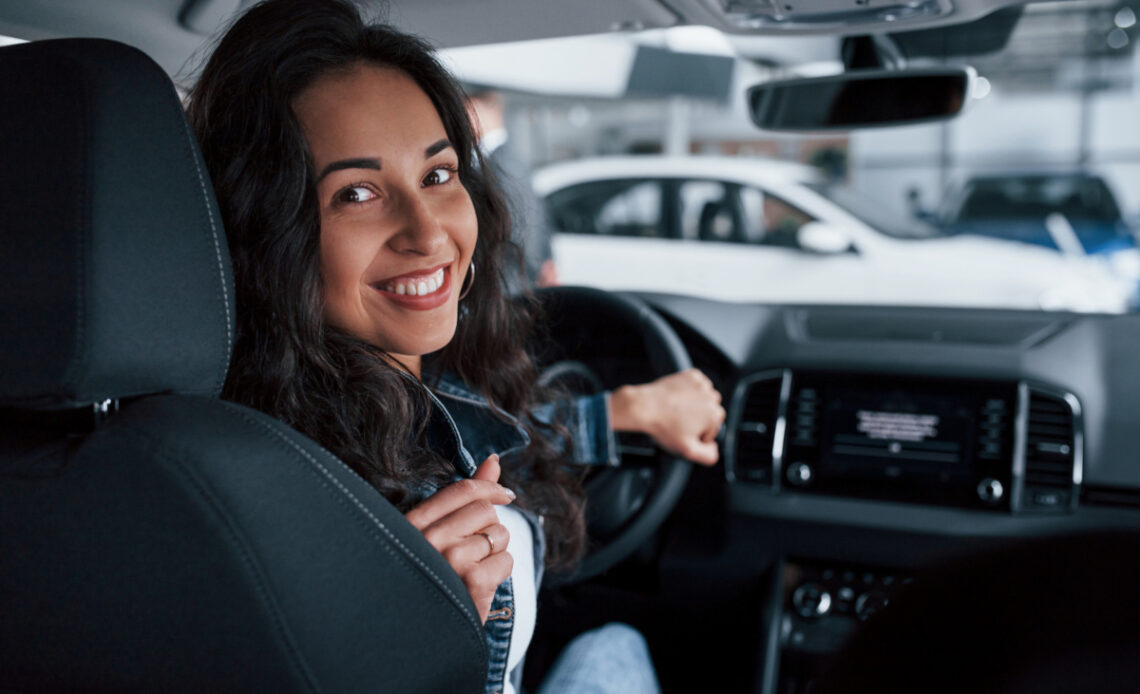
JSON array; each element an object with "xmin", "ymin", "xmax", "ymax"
[{"xmin": 531, "ymin": 392, "xmax": 620, "ymax": 467}]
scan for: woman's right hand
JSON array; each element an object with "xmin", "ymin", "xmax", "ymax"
[{"xmin": 404, "ymin": 454, "xmax": 515, "ymax": 624}]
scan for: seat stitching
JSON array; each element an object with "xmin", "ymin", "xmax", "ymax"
[
  {"xmin": 63, "ymin": 56, "xmax": 91, "ymax": 398},
  {"xmin": 165, "ymin": 81, "xmax": 233, "ymax": 394},
  {"xmin": 114, "ymin": 426, "xmax": 322, "ymax": 693},
  {"xmin": 221, "ymin": 402, "xmax": 484, "ymax": 632}
]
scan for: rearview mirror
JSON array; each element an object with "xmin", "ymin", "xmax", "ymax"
[{"xmin": 748, "ymin": 67, "xmax": 974, "ymax": 131}]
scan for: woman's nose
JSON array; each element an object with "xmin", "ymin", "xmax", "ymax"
[{"xmin": 389, "ymin": 190, "xmax": 448, "ymax": 256}]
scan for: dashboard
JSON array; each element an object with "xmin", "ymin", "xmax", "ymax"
[
  {"xmin": 630, "ymin": 293, "xmax": 1140, "ymax": 693},
  {"xmin": 645, "ymin": 292, "xmax": 1140, "ymax": 498}
]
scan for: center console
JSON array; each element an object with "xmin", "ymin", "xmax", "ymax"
[
  {"xmin": 727, "ymin": 369, "xmax": 1085, "ymax": 693},
  {"xmin": 726, "ymin": 369, "xmax": 1082, "ymax": 514},
  {"xmin": 764, "ymin": 558, "xmax": 911, "ymax": 694}
]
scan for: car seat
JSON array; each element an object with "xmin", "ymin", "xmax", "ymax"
[
  {"xmin": 0, "ymin": 38, "xmax": 486, "ymax": 693},
  {"xmin": 698, "ymin": 199, "xmax": 736, "ymax": 242}
]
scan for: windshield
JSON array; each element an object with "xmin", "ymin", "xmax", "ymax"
[
  {"xmin": 444, "ymin": 0, "xmax": 1140, "ymax": 313},
  {"xmin": 804, "ymin": 182, "xmax": 941, "ymax": 239}
]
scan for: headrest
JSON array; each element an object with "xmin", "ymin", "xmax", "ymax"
[{"xmin": 0, "ymin": 39, "xmax": 234, "ymax": 409}]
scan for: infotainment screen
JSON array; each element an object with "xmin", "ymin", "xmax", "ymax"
[
  {"xmin": 826, "ymin": 387, "xmax": 971, "ymax": 468},
  {"xmin": 783, "ymin": 373, "xmax": 1017, "ymax": 506}
]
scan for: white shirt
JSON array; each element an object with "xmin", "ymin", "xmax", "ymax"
[{"xmin": 495, "ymin": 504, "xmax": 536, "ymax": 694}]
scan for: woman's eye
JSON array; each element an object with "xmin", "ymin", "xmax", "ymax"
[
  {"xmin": 423, "ymin": 166, "xmax": 455, "ymax": 187},
  {"xmin": 335, "ymin": 185, "xmax": 377, "ymax": 204}
]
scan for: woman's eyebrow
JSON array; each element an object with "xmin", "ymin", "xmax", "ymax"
[
  {"xmin": 425, "ymin": 139, "xmax": 452, "ymax": 157},
  {"xmin": 315, "ymin": 142, "xmax": 451, "ymax": 182},
  {"xmin": 316, "ymin": 157, "xmax": 381, "ymax": 183}
]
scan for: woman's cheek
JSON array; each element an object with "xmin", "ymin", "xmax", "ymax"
[{"xmin": 451, "ymin": 194, "xmax": 479, "ymax": 258}]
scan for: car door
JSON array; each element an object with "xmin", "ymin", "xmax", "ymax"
[
  {"xmin": 669, "ymin": 179, "xmax": 879, "ymax": 304},
  {"xmin": 547, "ymin": 177, "xmax": 702, "ymax": 293}
]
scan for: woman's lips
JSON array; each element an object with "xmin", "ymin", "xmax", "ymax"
[{"xmin": 371, "ymin": 263, "xmax": 452, "ymax": 310}]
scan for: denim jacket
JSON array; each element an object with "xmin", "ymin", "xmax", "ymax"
[{"xmin": 420, "ymin": 371, "xmax": 618, "ymax": 694}]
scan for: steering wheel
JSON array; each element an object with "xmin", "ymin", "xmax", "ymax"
[{"xmin": 532, "ymin": 286, "xmax": 693, "ymax": 583}]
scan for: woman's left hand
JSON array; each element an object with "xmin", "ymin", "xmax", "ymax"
[{"xmin": 609, "ymin": 368, "xmax": 726, "ymax": 466}]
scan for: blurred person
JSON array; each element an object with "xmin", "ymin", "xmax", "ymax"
[{"xmin": 467, "ymin": 87, "xmax": 559, "ymax": 288}]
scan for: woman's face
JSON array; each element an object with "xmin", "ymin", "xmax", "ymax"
[{"xmin": 293, "ymin": 63, "xmax": 477, "ymax": 369}]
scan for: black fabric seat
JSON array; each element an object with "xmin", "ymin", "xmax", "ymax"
[{"xmin": 0, "ymin": 38, "xmax": 486, "ymax": 693}]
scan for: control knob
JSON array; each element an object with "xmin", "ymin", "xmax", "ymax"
[
  {"xmin": 977, "ymin": 478, "xmax": 1004, "ymax": 504},
  {"xmin": 792, "ymin": 582, "xmax": 832, "ymax": 618},
  {"xmin": 787, "ymin": 462, "xmax": 813, "ymax": 487},
  {"xmin": 855, "ymin": 590, "xmax": 889, "ymax": 621}
]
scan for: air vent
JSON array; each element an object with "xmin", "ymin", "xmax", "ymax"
[
  {"xmin": 1016, "ymin": 388, "xmax": 1080, "ymax": 513},
  {"xmin": 728, "ymin": 371, "xmax": 787, "ymax": 486}
]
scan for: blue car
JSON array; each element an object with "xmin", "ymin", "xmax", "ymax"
[{"xmin": 942, "ymin": 172, "xmax": 1140, "ymax": 305}]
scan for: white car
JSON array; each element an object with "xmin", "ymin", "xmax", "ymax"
[{"xmin": 534, "ymin": 156, "xmax": 1135, "ymax": 313}]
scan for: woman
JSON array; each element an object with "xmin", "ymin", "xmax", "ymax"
[{"xmin": 187, "ymin": 1, "xmax": 725, "ymax": 691}]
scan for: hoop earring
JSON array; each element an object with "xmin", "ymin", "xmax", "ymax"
[{"xmin": 458, "ymin": 261, "xmax": 476, "ymax": 300}]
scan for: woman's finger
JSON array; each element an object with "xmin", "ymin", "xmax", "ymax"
[
  {"xmin": 441, "ymin": 523, "xmax": 511, "ymax": 567},
  {"xmin": 476, "ymin": 522, "xmax": 510, "ymax": 556},
  {"xmin": 467, "ymin": 550, "xmax": 515, "ymax": 624},
  {"xmin": 472, "ymin": 453, "xmax": 501, "ymax": 482},
  {"xmin": 684, "ymin": 438, "xmax": 720, "ymax": 466},
  {"xmin": 422, "ymin": 498, "xmax": 502, "ymax": 547},
  {"xmin": 405, "ymin": 477, "xmax": 514, "ymax": 530}
]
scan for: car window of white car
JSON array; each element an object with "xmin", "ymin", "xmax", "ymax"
[
  {"xmin": 739, "ymin": 185, "xmax": 818, "ymax": 250},
  {"xmin": 680, "ymin": 180, "xmax": 736, "ymax": 242},
  {"xmin": 549, "ymin": 179, "xmax": 667, "ymax": 239}
]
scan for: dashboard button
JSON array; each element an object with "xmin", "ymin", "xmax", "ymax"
[
  {"xmin": 1032, "ymin": 490, "xmax": 1070, "ymax": 507},
  {"xmin": 787, "ymin": 462, "xmax": 813, "ymax": 486},
  {"xmin": 977, "ymin": 478, "xmax": 1004, "ymax": 504},
  {"xmin": 855, "ymin": 591, "xmax": 889, "ymax": 621},
  {"xmin": 792, "ymin": 583, "xmax": 832, "ymax": 618}
]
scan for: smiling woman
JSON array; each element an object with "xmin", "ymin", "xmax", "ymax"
[
  {"xmin": 294, "ymin": 64, "xmax": 478, "ymax": 368},
  {"xmin": 185, "ymin": 1, "xmax": 723, "ymax": 693}
]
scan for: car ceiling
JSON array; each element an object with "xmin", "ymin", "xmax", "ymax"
[{"xmin": 0, "ymin": 0, "xmax": 1029, "ymax": 78}]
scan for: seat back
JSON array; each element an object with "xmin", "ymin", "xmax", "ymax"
[{"xmin": 0, "ymin": 38, "xmax": 486, "ymax": 693}]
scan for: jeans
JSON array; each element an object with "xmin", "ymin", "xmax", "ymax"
[{"xmin": 536, "ymin": 623, "xmax": 661, "ymax": 694}]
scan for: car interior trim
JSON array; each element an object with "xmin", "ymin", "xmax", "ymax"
[
  {"xmin": 1011, "ymin": 380, "xmax": 1084, "ymax": 513},
  {"xmin": 772, "ymin": 368, "xmax": 792, "ymax": 493},
  {"xmin": 1011, "ymin": 380, "xmax": 1029, "ymax": 512},
  {"xmin": 723, "ymin": 367, "xmax": 786, "ymax": 484}
]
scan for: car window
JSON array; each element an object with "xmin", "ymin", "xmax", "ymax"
[
  {"xmin": 738, "ymin": 186, "xmax": 818, "ymax": 248},
  {"xmin": 677, "ymin": 181, "xmax": 818, "ymax": 248},
  {"xmin": 950, "ymin": 175, "xmax": 1125, "ymax": 225},
  {"xmin": 679, "ymin": 180, "xmax": 736, "ymax": 242},
  {"xmin": 806, "ymin": 183, "xmax": 939, "ymax": 240},
  {"xmin": 547, "ymin": 179, "xmax": 667, "ymax": 238}
]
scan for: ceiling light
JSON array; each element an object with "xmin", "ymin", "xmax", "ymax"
[
  {"xmin": 1115, "ymin": 6, "xmax": 1137, "ymax": 29},
  {"xmin": 1107, "ymin": 28, "xmax": 1129, "ymax": 49}
]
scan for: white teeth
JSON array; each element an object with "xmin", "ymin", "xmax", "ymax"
[{"xmin": 383, "ymin": 268, "xmax": 447, "ymax": 297}]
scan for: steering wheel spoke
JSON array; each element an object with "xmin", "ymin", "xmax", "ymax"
[
  {"xmin": 615, "ymin": 431, "xmax": 658, "ymax": 464},
  {"xmin": 532, "ymin": 287, "xmax": 693, "ymax": 584}
]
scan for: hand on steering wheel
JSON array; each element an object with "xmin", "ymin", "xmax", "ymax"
[
  {"xmin": 609, "ymin": 368, "xmax": 726, "ymax": 466},
  {"xmin": 534, "ymin": 286, "xmax": 705, "ymax": 583}
]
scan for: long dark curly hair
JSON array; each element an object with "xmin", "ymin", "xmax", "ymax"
[{"xmin": 187, "ymin": 0, "xmax": 585, "ymax": 568}]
